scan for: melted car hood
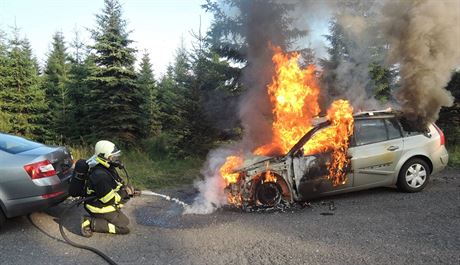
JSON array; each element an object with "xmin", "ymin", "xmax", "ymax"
[{"xmin": 238, "ymin": 155, "xmax": 283, "ymax": 171}]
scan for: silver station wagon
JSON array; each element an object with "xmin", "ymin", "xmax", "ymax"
[{"xmin": 228, "ymin": 110, "xmax": 449, "ymax": 208}]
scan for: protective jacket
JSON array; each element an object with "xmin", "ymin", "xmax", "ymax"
[{"xmin": 84, "ymin": 163, "xmax": 128, "ymax": 214}]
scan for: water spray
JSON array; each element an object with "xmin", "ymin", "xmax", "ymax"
[{"xmin": 139, "ymin": 190, "xmax": 188, "ymax": 208}]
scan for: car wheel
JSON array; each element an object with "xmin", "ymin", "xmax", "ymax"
[
  {"xmin": 255, "ymin": 181, "xmax": 282, "ymax": 206},
  {"xmin": 397, "ymin": 158, "xmax": 430, "ymax": 193}
]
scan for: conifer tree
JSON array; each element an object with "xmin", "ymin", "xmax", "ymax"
[
  {"xmin": 137, "ymin": 52, "xmax": 161, "ymax": 137},
  {"xmin": 156, "ymin": 47, "xmax": 191, "ymax": 156},
  {"xmin": 157, "ymin": 66, "xmax": 182, "ymax": 134},
  {"xmin": 67, "ymin": 30, "xmax": 93, "ymax": 142},
  {"xmin": 203, "ymin": 0, "xmax": 308, "ymax": 93},
  {"xmin": 0, "ymin": 29, "xmax": 47, "ymax": 140},
  {"xmin": 43, "ymin": 31, "xmax": 70, "ymax": 142},
  {"xmin": 0, "ymin": 30, "xmax": 11, "ymax": 131},
  {"xmin": 87, "ymin": 0, "xmax": 143, "ymax": 145}
]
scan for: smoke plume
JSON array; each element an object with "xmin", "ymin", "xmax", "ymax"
[
  {"xmin": 238, "ymin": 1, "xmax": 297, "ymax": 151},
  {"xmin": 183, "ymin": 147, "xmax": 240, "ymax": 214},
  {"xmin": 186, "ymin": 0, "xmax": 303, "ymax": 214},
  {"xmin": 380, "ymin": 0, "xmax": 460, "ymax": 124}
]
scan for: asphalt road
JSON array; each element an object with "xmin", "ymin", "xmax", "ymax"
[{"xmin": 0, "ymin": 168, "xmax": 459, "ymax": 265}]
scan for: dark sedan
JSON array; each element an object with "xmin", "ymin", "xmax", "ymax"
[{"xmin": 0, "ymin": 133, "xmax": 72, "ymax": 229}]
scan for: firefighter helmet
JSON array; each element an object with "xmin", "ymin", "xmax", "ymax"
[{"xmin": 94, "ymin": 140, "xmax": 121, "ymax": 160}]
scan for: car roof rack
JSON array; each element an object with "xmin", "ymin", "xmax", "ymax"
[{"xmin": 354, "ymin": 108, "xmax": 394, "ymax": 117}]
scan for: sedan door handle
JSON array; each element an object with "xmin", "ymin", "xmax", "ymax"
[{"xmin": 387, "ymin": 146, "xmax": 399, "ymax": 151}]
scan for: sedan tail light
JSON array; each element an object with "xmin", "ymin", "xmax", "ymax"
[
  {"xmin": 24, "ymin": 160, "xmax": 57, "ymax": 179},
  {"xmin": 433, "ymin": 124, "xmax": 445, "ymax": 146},
  {"xmin": 42, "ymin": 191, "xmax": 65, "ymax": 199}
]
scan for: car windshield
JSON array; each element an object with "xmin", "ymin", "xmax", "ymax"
[
  {"xmin": 0, "ymin": 133, "xmax": 43, "ymax": 154},
  {"xmin": 288, "ymin": 121, "xmax": 331, "ymax": 156}
]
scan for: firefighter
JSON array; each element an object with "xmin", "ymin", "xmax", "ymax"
[{"xmin": 81, "ymin": 140, "xmax": 133, "ymax": 237}]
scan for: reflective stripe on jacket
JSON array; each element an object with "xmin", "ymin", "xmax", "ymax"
[{"xmin": 84, "ymin": 164, "xmax": 126, "ymax": 214}]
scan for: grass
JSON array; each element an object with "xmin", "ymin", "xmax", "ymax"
[
  {"xmin": 68, "ymin": 145, "xmax": 204, "ymax": 190},
  {"xmin": 447, "ymin": 146, "xmax": 460, "ymax": 167}
]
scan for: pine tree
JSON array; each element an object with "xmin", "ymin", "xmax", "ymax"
[
  {"xmin": 203, "ymin": 0, "xmax": 308, "ymax": 93},
  {"xmin": 155, "ymin": 47, "xmax": 191, "ymax": 156},
  {"xmin": 438, "ymin": 71, "xmax": 460, "ymax": 147},
  {"xmin": 157, "ymin": 66, "xmax": 178, "ymax": 132},
  {"xmin": 320, "ymin": 0, "xmax": 394, "ymax": 105},
  {"xmin": 187, "ymin": 29, "xmax": 237, "ymax": 153},
  {"xmin": 43, "ymin": 31, "xmax": 70, "ymax": 142},
  {"xmin": 0, "ymin": 30, "xmax": 12, "ymax": 131},
  {"xmin": 0, "ymin": 30, "xmax": 8, "ymax": 88},
  {"xmin": 0, "ymin": 29, "xmax": 47, "ymax": 140},
  {"xmin": 87, "ymin": 0, "xmax": 143, "ymax": 145},
  {"xmin": 67, "ymin": 30, "xmax": 93, "ymax": 142},
  {"xmin": 137, "ymin": 52, "xmax": 161, "ymax": 137}
]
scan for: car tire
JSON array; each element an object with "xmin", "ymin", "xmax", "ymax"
[
  {"xmin": 397, "ymin": 158, "xmax": 430, "ymax": 193},
  {"xmin": 255, "ymin": 181, "xmax": 282, "ymax": 206}
]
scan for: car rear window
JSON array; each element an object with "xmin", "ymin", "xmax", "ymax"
[
  {"xmin": 354, "ymin": 119, "xmax": 388, "ymax": 146},
  {"xmin": 398, "ymin": 117, "xmax": 428, "ymax": 136},
  {"xmin": 0, "ymin": 133, "xmax": 43, "ymax": 154}
]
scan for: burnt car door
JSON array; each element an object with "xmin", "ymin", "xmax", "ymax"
[
  {"xmin": 348, "ymin": 118, "xmax": 404, "ymax": 187},
  {"xmin": 291, "ymin": 126, "xmax": 354, "ymax": 200}
]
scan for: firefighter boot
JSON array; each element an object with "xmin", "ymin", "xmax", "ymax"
[{"xmin": 81, "ymin": 216, "xmax": 93, "ymax": 238}]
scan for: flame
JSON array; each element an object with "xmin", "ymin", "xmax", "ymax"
[
  {"xmin": 254, "ymin": 46, "xmax": 320, "ymax": 155},
  {"xmin": 219, "ymin": 156, "xmax": 243, "ymax": 185},
  {"xmin": 219, "ymin": 47, "xmax": 354, "ymax": 205},
  {"xmin": 303, "ymin": 100, "xmax": 354, "ymax": 185},
  {"xmin": 263, "ymin": 171, "xmax": 277, "ymax": 183},
  {"xmin": 263, "ymin": 162, "xmax": 277, "ymax": 183}
]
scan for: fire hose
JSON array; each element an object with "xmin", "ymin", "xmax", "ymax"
[
  {"xmin": 31, "ymin": 164, "xmax": 187, "ymax": 265},
  {"xmin": 57, "ymin": 165, "xmax": 135, "ymax": 265},
  {"xmin": 58, "ymin": 196, "xmax": 119, "ymax": 265}
]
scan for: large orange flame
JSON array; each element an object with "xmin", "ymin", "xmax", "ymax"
[
  {"xmin": 254, "ymin": 46, "xmax": 320, "ymax": 155},
  {"xmin": 303, "ymin": 99, "xmax": 354, "ymax": 185},
  {"xmin": 219, "ymin": 47, "xmax": 354, "ymax": 204}
]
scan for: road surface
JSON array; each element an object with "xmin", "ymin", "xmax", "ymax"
[{"xmin": 1, "ymin": 168, "xmax": 459, "ymax": 265}]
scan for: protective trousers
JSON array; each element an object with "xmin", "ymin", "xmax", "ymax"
[{"xmin": 90, "ymin": 209, "xmax": 130, "ymax": 234}]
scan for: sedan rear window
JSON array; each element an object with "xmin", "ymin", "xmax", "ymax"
[{"xmin": 0, "ymin": 133, "xmax": 43, "ymax": 154}]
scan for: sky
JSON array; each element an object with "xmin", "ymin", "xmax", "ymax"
[{"xmin": 0, "ymin": 0, "xmax": 213, "ymax": 75}]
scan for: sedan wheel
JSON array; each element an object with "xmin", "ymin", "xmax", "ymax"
[{"xmin": 397, "ymin": 158, "xmax": 430, "ymax": 193}]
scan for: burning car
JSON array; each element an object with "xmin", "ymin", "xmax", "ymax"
[{"xmin": 225, "ymin": 110, "xmax": 449, "ymax": 208}]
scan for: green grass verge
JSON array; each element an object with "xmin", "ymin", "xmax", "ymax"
[
  {"xmin": 68, "ymin": 146, "xmax": 204, "ymax": 190},
  {"xmin": 447, "ymin": 146, "xmax": 460, "ymax": 167}
]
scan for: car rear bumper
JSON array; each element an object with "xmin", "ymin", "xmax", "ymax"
[
  {"xmin": 3, "ymin": 190, "xmax": 68, "ymax": 218},
  {"xmin": 431, "ymin": 146, "xmax": 449, "ymax": 174},
  {"xmin": 1, "ymin": 172, "xmax": 71, "ymax": 218}
]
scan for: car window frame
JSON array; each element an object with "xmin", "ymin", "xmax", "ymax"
[
  {"xmin": 351, "ymin": 117, "xmax": 404, "ymax": 147},
  {"xmin": 385, "ymin": 118, "xmax": 403, "ymax": 140},
  {"xmin": 353, "ymin": 118, "xmax": 388, "ymax": 146}
]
